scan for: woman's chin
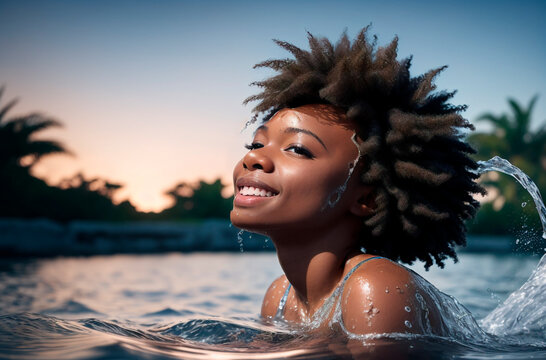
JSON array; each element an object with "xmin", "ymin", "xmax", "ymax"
[
  {"xmin": 230, "ymin": 210, "xmax": 255, "ymax": 230},
  {"xmin": 229, "ymin": 211, "xmax": 271, "ymax": 235}
]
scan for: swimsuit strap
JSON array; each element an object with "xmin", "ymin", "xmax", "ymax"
[
  {"xmin": 340, "ymin": 256, "xmax": 385, "ymax": 288},
  {"xmin": 275, "ymin": 256, "xmax": 385, "ymax": 319},
  {"xmin": 275, "ymin": 283, "xmax": 292, "ymax": 319}
]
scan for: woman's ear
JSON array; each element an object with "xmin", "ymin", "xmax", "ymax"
[{"xmin": 350, "ymin": 185, "xmax": 376, "ymax": 217}]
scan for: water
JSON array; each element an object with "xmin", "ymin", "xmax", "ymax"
[{"xmin": 0, "ymin": 252, "xmax": 545, "ymax": 359}]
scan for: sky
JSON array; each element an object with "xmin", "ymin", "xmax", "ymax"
[{"xmin": 0, "ymin": 0, "xmax": 545, "ymax": 212}]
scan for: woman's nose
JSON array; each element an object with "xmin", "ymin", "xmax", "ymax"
[{"xmin": 242, "ymin": 149, "xmax": 274, "ymax": 173}]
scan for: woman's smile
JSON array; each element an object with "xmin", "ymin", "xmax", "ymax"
[{"xmin": 234, "ymin": 176, "xmax": 279, "ymax": 206}]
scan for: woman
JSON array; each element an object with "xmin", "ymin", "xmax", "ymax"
[{"xmin": 230, "ymin": 27, "xmax": 484, "ymax": 336}]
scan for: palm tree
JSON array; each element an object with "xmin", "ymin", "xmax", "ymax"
[
  {"xmin": 0, "ymin": 86, "xmax": 68, "ymax": 170},
  {"xmin": 467, "ymin": 96, "xmax": 545, "ymax": 237},
  {"xmin": 468, "ymin": 95, "xmax": 545, "ymax": 169}
]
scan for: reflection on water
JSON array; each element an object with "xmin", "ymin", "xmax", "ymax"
[{"xmin": 0, "ymin": 252, "xmax": 545, "ymax": 359}]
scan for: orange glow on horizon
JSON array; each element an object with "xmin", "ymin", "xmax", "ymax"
[{"xmin": 29, "ymin": 149, "xmax": 241, "ymax": 212}]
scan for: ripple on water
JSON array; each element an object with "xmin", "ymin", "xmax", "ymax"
[
  {"xmin": 220, "ymin": 293, "xmax": 253, "ymax": 302},
  {"xmin": 143, "ymin": 308, "xmax": 196, "ymax": 317},
  {"xmin": 122, "ymin": 290, "xmax": 167, "ymax": 298},
  {"xmin": 42, "ymin": 300, "xmax": 102, "ymax": 316}
]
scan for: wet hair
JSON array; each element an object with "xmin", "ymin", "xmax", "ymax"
[{"xmin": 244, "ymin": 27, "xmax": 486, "ymax": 269}]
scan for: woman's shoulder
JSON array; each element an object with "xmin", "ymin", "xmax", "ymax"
[
  {"xmin": 260, "ymin": 274, "xmax": 290, "ymax": 319},
  {"xmin": 344, "ymin": 254, "xmax": 414, "ymax": 285},
  {"xmin": 340, "ymin": 255, "xmax": 431, "ymax": 334}
]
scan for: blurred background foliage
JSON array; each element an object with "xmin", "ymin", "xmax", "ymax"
[
  {"xmin": 467, "ymin": 95, "xmax": 545, "ymax": 236},
  {"xmin": 0, "ymin": 85, "xmax": 544, "ymax": 235}
]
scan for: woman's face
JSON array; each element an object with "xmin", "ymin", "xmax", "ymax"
[{"xmin": 230, "ymin": 104, "xmax": 366, "ymax": 235}]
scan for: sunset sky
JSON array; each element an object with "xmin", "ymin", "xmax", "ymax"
[{"xmin": 1, "ymin": 0, "xmax": 545, "ymax": 212}]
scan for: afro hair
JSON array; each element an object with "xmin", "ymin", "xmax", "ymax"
[{"xmin": 244, "ymin": 27, "xmax": 486, "ymax": 269}]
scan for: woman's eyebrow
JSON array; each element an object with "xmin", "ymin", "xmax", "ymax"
[
  {"xmin": 284, "ymin": 127, "xmax": 327, "ymax": 150},
  {"xmin": 253, "ymin": 125, "xmax": 268, "ymax": 136}
]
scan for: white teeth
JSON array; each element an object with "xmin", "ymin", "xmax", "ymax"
[{"xmin": 239, "ymin": 185, "xmax": 276, "ymax": 197}]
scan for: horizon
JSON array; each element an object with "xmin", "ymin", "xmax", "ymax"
[{"xmin": 1, "ymin": 0, "xmax": 545, "ymax": 212}]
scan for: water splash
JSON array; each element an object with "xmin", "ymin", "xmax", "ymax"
[
  {"xmin": 480, "ymin": 253, "xmax": 546, "ymax": 346},
  {"xmin": 475, "ymin": 156, "xmax": 546, "ymax": 239},
  {"xmin": 322, "ymin": 134, "xmax": 363, "ymax": 210},
  {"xmin": 474, "ymin": 156, "xmax": 546, "ymax": 345}
]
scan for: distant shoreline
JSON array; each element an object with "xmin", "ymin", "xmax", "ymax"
[
  {"xmin": 0, "ymin": 218, "xmax": 273, "ymax": 257},
  {"xmin": 0, "ymin": 218, "xmax": 540, "ymax": 257}
]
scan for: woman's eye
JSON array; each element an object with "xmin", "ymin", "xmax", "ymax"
[
  {"xmin": 244, "ymin": 143, "xmax": 263, "ymax": 150},
  {"xmin": 286, "ymin": 145, "xmax": 314, "ymax": 159}
]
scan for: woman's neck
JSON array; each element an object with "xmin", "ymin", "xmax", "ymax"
[{"xmin": 271, "ymin": 221, "xmax": 361, "ymax": 316}]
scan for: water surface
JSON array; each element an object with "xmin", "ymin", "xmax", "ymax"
[{"xmin": 0, "ymin": 252, "xmax": 544, "ymax": 359}]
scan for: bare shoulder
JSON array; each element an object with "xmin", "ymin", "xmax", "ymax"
[
  {"xmin": 341, "ymin": 256, "xmax": 437, "ymax": 335},
  {"xmin": 261, "ymin": 274, "xmax": 290, "ymax": 319}
]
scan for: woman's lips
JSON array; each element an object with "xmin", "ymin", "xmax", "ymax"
[{"xmin": 234, "ymin": 178, "xmax": 279, "ymax": 206}]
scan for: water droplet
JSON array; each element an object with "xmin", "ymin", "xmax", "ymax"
[
  {"xmin": 237, "ymin": 230, "xmax": 244, "ymax": 252},
  {"xmin": 404, "ymin": 320, "xmax": 412, "ymax": 328},
  {"xmin": 396, "ymin": 286, "xmax": 404, "ymax": 294},
  {"xmin": 385, "ymin": 287, "xmax": 390, "ymax": 293},
  {"xmin": 515, "ymin": 239, "xmax": 520, "ymax": 244},
  {"xmin": 404, "ymin": 306, "xmax": 411, "ymax": 312},
  {"xmin": 521, "ymin": 201, "xmax": 527, "ymax": 208}
]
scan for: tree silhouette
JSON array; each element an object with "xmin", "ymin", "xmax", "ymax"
[
  {"xmin": 58, "ymin": 173, "xmax": 124, "ymax": 200},
  {"xmin": 0, "ymin": 87, "xmax": 69, "ymax": 170},
  {"xmin": 0, "ymin": 86, "xmax": 138, "ymax": 222},
  {"xmin": 162, "ymin": 179, "xmax": 233, "ymax": 220}
]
